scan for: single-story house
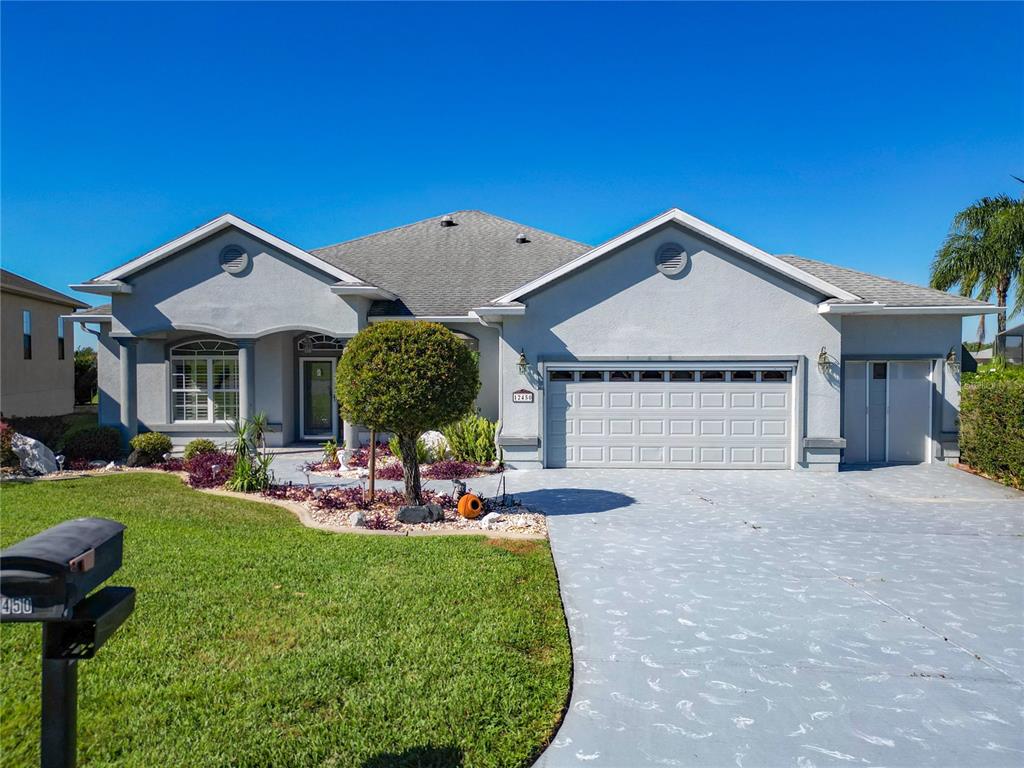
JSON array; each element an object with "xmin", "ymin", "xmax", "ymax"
[
  {"xmin": 69, "ymin": 208, "xmax": 998, "ymax": 471},
  {"xmin": 1, "ymin": 269, "xmax": 88, "ymax": 417}
]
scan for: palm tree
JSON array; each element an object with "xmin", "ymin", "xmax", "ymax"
[{"xmin": 930, "ymin": 193, "xmax": 1024, "ymax": 339}]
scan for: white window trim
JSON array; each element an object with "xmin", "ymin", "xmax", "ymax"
[{"xmin": 170, "ymin": 346, "xmax": 240, "ymax": 424}]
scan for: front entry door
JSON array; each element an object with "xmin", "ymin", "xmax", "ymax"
[
  {"xmin": 300, "ymin": 359, "xmax": 338, "ymax": 440},
  {"xmin": 842, "ymin": 360, "xmax": 932, "ymax": 464}
]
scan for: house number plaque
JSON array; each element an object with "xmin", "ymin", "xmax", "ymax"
[{"xmin": 512, "ymin": 389, "xmax": 535, "ymax": 404}]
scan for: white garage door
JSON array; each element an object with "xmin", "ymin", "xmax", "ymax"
[{"xmin": 546, "ymin": 367, "xmax": 793, "ymax": 469}]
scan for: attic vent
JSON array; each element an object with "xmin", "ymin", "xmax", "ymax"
[
  {"xmin": 219, "ymin": 244, "xmax": 249, "ymax": 275},
  {"xmin": 440, "ymin": 214, "xmax": 456, "ymax": 227},
  {"xmin": 515, "ymin": 232, "xmax": 529, "ymax": 244},
  {"xmin": 655, "ymin": 242, "xmax": 688, "ymax": 276}
]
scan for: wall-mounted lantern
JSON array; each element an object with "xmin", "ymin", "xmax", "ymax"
[
  {"xmin": 817, "ymin": 346, "xmax": 831, "ymax": 375},
  {"xmin": 517, "ymin": 349, "xmax": 529, "ymax": 376},
  {"xmin": 946, "ymin": 346, "xmax": 961, "ymax": 375}
]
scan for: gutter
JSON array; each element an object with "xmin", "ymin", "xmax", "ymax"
[{"xmin": 817, "ymin": 302, "xmax": 1003, "ymax": 316}]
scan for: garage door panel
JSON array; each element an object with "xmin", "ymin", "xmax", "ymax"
[
  {"xmin": 548, "ymin": 367, "xmax": 792, "ymax": 469},
  {"xmin": 670, "ymin": 419, "xmax": 695, "ymax": 435},
  {"xmin": 609, "ymin": 419, "xmax": 634, "ymax": 435},
  {"xmin": 700, "ymin": 392, "xmax": 726, "ymax": 408},
  {"xmin": 670, "ymin": 392, "xmax": 695, "ymax": 408}
]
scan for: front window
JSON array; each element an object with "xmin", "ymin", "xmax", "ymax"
[{"xmin": 170, "ymin": 340, "xmax": 239, "ymax": 423}]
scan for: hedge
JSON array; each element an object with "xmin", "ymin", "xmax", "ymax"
[{"xmin": 959, "ymin": 374, "xmax": 1024, "ymax": 489}]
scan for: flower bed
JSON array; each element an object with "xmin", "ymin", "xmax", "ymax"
[{"xmin": 262, "ymin": 483, "xmax": 546, "ymax": 535}]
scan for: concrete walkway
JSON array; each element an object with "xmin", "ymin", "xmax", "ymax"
[{"xmin": 517, "ymin": 464, "xmax": 1024, "ymax": 768}]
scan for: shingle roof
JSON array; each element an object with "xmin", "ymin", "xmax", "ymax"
[
  {"xmin": 0, "ymin": 269, "xmax": 89, "ymax": 309},
  {"xmin": 774, "ymin": 255, "xmax": 991, "ymax": 308},
  {"xmin": 311, "ymin": 210, "xmax": 591, "ymax": 316},
  {"xmin": 72, "ymin": 303, "xmax": 112, "ymax": 317},
  {"xmin": 999, "ymin": 322, "xmax": 1024, "ymax": 337}
]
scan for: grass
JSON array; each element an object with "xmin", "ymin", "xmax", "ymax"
[{"xmin": 0, "ymin": 474, "xmax": 570, "ymax": 767}]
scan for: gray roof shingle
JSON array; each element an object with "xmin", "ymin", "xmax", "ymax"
[
  {"xmin": 1, "ymin": 269, "xmax": 89, "ymax": 309},
  {"xmin": 775, "ymin": 255, "xmax": 990, "ymax": 308},
  {"xmin": 311, "ymin": 210, "xmax": 590, "ymax": 316}
]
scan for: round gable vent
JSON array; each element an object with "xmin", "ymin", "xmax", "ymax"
[
  {"xmin": 219, "ymin": 244, "xmax": 249, "ymax": 275},
  {"xmin": 655, "ymin": 242, "xmax": 688, "ymax": 276}
]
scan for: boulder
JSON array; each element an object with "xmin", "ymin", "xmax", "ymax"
[
  {"xmin": 480, "ymin": 511, "xmax": 504, "ymax": 530},
  {"xmin": 421, "ymin": 431, "xmax": 449, "ymax": 460},
  {"xmin": 125, "ymin": 449, "xmax": 154, "ymax": 467},
  {"xmin": 11, "ymin": 433, "xmax": 58, "ymax": 475},
  {"xmin": 348, "ymin": 511, "xmax": 366, "ymax": 527},
  {"xmin": 397, "ymin": 504, "xmax": 443, "ymax": 524},
  {"xmin": 88, "ymin": 460, "xmax": 107, "ymax": 468},
  {"xmin": 397, "ymin": 505, "xmax": 429, "ymax": 524}
]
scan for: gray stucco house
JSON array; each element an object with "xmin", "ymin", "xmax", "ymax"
[{"xmin": 69, "ymin": 208, "xmax": 997, "ymax": 471}]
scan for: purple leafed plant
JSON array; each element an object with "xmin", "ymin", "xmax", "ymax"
[
  {"xmin": 374, "ymin": 462, "xmax": 405, "ymax": 481},
  {"xmin": 184, "ymin": 451, "xmax": 236, "ymax": 488},
  {"xmin": 423, "ymin": 460, "xmax": 478, "ymax": 480},
  {"xmin": 155, "ymin": 457, "xmax": 185, "ymax": 472}
]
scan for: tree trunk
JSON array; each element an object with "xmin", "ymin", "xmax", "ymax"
[
  {"xmin": 997, "ymin": 277, "xmax": 1010, "ymax": 336},
  {"xmin": 398, "ymin": 433, "xmax": 422, "ymax": 505}
]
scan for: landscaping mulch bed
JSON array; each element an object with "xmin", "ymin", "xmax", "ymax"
[{"xmin": 265, "ymin": 483, "xmax": 547, "ymax": 536}]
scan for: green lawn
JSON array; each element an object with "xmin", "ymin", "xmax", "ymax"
[{"xmin": 0, "ymin": 474, "xmax": 570, "ymax": 767}]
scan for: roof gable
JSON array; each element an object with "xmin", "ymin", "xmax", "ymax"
[
  {"xmin": 493, "ymin": 208, "xmax": 862, "ymax": 305},
  {"xmin": 92, "ymin": 214, "xmax": 364, "ymax": 285}
]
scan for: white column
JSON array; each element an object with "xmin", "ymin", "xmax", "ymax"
[
  {"xmin": 117, "ymin": 337, "xmax": 138, "ymax": 444},
  {"xmin": 238, "ymin": 339, "xmax": 256, "ymax": 421}
]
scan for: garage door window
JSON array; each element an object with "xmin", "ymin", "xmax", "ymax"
[
  {"xmin": 609, "ymin": 370, "xmax": 636, "ymax": 382},
  {"xmin": 761, "ymin": 370, "xmax": 789, "ymax": 382},
  {"xmin": 548, "ymin": 370, "xmax": 574, "ymax": 382},
  {"xmin": 640, "ymin": 370, "xmax": 666, "ymax": 382},
  {"xmin": 579, "ymin": 370, "xmax": 604, "ymax": 381},
  {"xmin": 670, "ymin": 370, "xmax": 695, "ymax": 382},
  {"xmin": 699, "ymin": 370, "xmax": 725, "ymax": 381},
  {"xmin": 730, "ymin": 370, "xmax": 756, "ymax": 381}
]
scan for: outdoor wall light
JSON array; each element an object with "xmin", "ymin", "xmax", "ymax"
[
  {"xmin": 946, "ymin": 346, "xmax": 961, "ymax": 375},
  {"xmin": 817, "ymin": 346, "xmax": 831, "ymax": 374},
  {"xmin": 517, "ymin": 349, "xmax": 529, "ymax": 376}
]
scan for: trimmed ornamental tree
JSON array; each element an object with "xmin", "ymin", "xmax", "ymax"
[{"xmin": 336, "ymin": 321, "xmax": 480, "ymax": 504}]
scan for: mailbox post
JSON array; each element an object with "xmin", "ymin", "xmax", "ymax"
[{"xmin": 1, "ymin": 518, "xmax": 135, "ymax": 768}]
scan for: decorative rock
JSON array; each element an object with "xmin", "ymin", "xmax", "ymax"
[
  {"xmin": 397, "ymin": 505, "xmax": 430, "ymax": 524},
  {"xmin": 348, "ymin": 511, "xmax": 366, "ymax": 527},
  {"xmin": 421, "ymin": 431, "xmax": 449, "ymax": 459},
  {"xmin": 11, "ymin": 433, "xmax": 59, "ymax": 475},
  {"xmin": 89, "ymin": 460, "xmax": 107, "ymax": 468},
  {"xmin": 356, "ymin": 467, "xmax": 370, "ymax": 479},
  {"xmin": 480, "ymin": 511, "xmax": 504, "ymax": 530},
  {"xmin": 425, "ymin": 503, "xmax": 444, "ymax": 522},
  {"xmin": 125, "ymin": 449, "xmax": 153, "ymax": 468},
  {"xmin": 104, "ymin": 461, "xmax": 116, "ymax": 471}
]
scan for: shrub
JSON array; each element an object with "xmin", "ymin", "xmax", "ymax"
[
  {"xmin": 155, "ymin": 457, "xmax": 185, "ymax": 472},
  {"xmin": 442, "ymin": 412, "xmax": 498, "ymax": 465},
  {"xmin": 184, "ymin": 451, "xmax": 236, "ymax": 489},
  {"xmin": 959, "ymin": 376, "xmax": 1024, "ymax": 488},
  {"xmin": 183, "ymin": 438, "xmax": 219, "ymax": 460},
  {"xmin": 0, "ymin": 421, "xmax": 15, "ymax": 467},
  {"xmin": 345, "ymin": 442, "xmax": 391, "ymax": 469},
  {"xmin": 423, "ymin": 459, "xmax": 478, "ymax": 480},
  {"xmin": 336, "ymin": 321, "xmax": 479, "ymax": 503},
  {"xmin": 130, "ymin": 432, "xmax": 173, "ymax": 462},
  {"xmin": 62, "ymin": 427, "xmax": 123, "ymax": 461},
  {"xmin": 388, "ymin": 435, "xmax": 433, "ymax": 465}
]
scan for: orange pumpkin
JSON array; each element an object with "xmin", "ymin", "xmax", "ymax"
[{"xmin": 457, "ymin": 493, "xmax": 483, "ymax": 519}]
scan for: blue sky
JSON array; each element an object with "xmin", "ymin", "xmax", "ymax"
[{"xmin": 2, "ymin": 1, "xmax": 1021, "ymax": 347}]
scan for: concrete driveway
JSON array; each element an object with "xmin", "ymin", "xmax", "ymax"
[{"xmin": 497, "ymin": 464, "xmax": 1024, "ymax": 768}]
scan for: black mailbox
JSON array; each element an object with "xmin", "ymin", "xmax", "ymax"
[
  {"xmin": 1, "ymin": 517, "xmax": 125, "ymax": 622},
  {"xmin": 1, "ymin": 518, "xmax": 134, "ymax": 768}
]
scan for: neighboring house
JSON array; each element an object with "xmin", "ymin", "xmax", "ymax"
[
  {"xmin": 995, "ymin": 322, "xmax": 1023, "ymax": 365},
  {"xmin": 1, "ymin": 269, "xmax": 88, "ymax": 417},
  {"xmin": 69, "ymin": 208, "xmax": 998, "ymax": 470}
]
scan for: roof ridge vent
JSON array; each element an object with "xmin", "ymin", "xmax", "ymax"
[
  {"xmin": 515, "ymin": 232, "xmax": 529, "ymax": 244},
  {"xmin": 440, "ymin": 214, "xmax": 456, "ymax": 227}
]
